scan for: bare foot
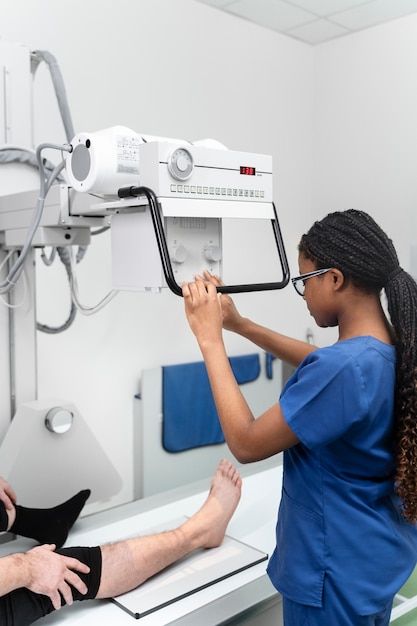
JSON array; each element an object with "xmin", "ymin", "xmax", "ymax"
[{"xmin": 183, "ymin": 459, "xmax": 242, "ymax": 550}]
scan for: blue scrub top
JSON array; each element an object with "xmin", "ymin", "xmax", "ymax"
[{"xmin": 267, "ymin": 336, "xmax": 417, "ymax": 614}]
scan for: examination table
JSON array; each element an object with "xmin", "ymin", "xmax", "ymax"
[{"xmin": 0, "ymin": 464, "xmax": 284, "ymax": 625}]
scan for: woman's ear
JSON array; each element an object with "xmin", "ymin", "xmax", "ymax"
[{"xmin": 331, "ymin": 269, "xmax": 345, "ymax": 291}]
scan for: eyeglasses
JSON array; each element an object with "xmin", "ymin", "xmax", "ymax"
[{"xmin": 291, "ymin": 268, "xmax": 333, "ymax": 296}]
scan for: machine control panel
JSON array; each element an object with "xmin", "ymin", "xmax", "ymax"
[{"xmin": 139, "ymin": 141, "xmax": 273, "ymax": 204}]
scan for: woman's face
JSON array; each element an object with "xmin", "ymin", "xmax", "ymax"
[{"xmin": 298, "ymin": 254, "xmax": 339, "ymax": 328}]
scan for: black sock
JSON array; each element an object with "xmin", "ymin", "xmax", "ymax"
[
  {"xmin": 10, "ymin": 489, "xmax": 91, "ymax": 548},
  {"xmin": 0, "ymin": 501, "xmax": 8, "ymax": 531}
]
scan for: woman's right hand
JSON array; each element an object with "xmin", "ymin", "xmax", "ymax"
[{"xmin": 199, "ymin": 271, "xmax": 245, "ymax": 333}]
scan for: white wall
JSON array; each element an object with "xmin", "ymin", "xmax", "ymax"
[
  {"xmin": 313, "ymin": 13, "xmax": 417, "ymax": 279},
  {"xmin": 1, "ymin": 0, "xmax": 315, "ymax": 513}
]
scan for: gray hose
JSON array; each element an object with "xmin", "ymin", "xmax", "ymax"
[{"xmin": 32, "ymin": 49, "xmax": 75, "ymax": 142}]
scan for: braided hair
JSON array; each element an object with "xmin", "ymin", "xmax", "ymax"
[{"xmin": 299, "ymin": 209, "xmax": 417, "ymax": 524}]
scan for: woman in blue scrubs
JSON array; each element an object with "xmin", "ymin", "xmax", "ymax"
[{"xmin": 183, "ymin": 209, "xmax": 417, "ymax": 626}]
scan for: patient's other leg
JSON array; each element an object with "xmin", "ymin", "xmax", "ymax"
[{"xmin": 0, "ymin": 490, "xmax": 91, "ymax": 548}]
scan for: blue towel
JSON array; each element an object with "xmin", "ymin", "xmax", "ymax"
[
  {"xmin": 162, "ymin": 353, "xmax": 260, "ymax": 452},
  {"xmin": 266, "ymin": 352, "xmax": 278, "ymax": 379}
]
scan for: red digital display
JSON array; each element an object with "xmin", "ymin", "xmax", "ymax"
[{"xmin": 240, "ymin": 166, "xmax": 256, "ymax": 176}]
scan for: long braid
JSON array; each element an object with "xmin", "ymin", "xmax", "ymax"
[
  {"xmin": 299, "ymin": 209, "xmax": 417, "ymax": 523},
  {"xmin": 386, "ymin": 273, "xmax": 417, "ymax": 522}
]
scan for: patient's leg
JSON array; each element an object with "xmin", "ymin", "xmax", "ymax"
[
  {"xmin": 0, "ymin": 461, "xmax": 240, "ymax": 625},
  {"xmin": 96, "ymin": 459, "xmax": 242, "ymax": 598}
]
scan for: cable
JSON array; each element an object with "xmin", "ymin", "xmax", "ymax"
[
  {"xmin": 40, "ymin": 247, "xmax": 57, "ymax": 266},
  {"xmin": 68, "ymin": 247, "xmax": 118, "ymax": 315},
  {"xmin": 0, "ymin": 251, "xmax": 28, "ymax": 309},
  {"xmin": 36, "ymin": 301, "xmax": 77, "ymax": 334},
  {"xmin": 31, "ymin": 50, "xmax": 75, "ymax": 142},
  {"xmin": 91, "ymin": 226, "xmax": 111, "ymax": 236},
  {"xmin": 0, "ymin": 143, "xmax": 72, "ymax": 295},
  {"xmin": 1, "ymin": 50, "xmax": 92, "ymax": 330},
  {"xmin": 36, "ymin": 245, "xmax": 76, "ymax": 334},
  {"xmin": 0, "ymin": 145, "xmax": 66, "ymax": 182}
]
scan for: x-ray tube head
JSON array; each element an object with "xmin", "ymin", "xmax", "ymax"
[
  {"xmin": 65, "ymin": 127, "xmax": 228, "ymax": 198},
  {"xmin": 66, "ymin": 126, "xmax": 142, "ymax": 196}
]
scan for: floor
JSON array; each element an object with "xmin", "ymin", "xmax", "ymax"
[{"xmin": 393, "ymin": 567, "xmax": 417, "ymax": 625}]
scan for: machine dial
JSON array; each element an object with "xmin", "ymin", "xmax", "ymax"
[
  {"xmin": 168, "ymin": 147, "xmax": 194, "ymax": 181},
  {"xmin": 171, "ymin": 244, "xmax": 188, "ymax": 264},
  {"xmin": 203, "ymin": 245, "xmax": 222, "ymax": 263}
]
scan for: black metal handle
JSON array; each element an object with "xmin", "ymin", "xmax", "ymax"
[{"xmin": 117, "ymin": 185, "xmax": 290, "ymax": 297}]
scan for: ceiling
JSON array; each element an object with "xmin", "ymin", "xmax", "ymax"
[{"xmin": 195, "ymin": 0, "xmax": 417, "ymax": 44}]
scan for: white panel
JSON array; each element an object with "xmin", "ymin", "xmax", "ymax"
[
  {"xmin": 288, "ymin": 18, "xmax": 350, "ymax": 44},
  {"xmin": 287, "ymin": 0, "xmax": 376, "ymax": 17},
  {"xmin": 195, "ymin": 0, "xmax": 233, "ymax": 6},
  {"xmin": 0, "ymin": 41, "xmax": 32, "ymax": 146},
  {"xmin": 0, "ymin": 398, "xmax": 122, "ymax": 507},
  {"xmin": 226, "ymin": 0, "xmax": 315, "ymax": 30},
  {"xmin": 111, "ymin": 210, "xmax": 165, "ymax": 293},
  {"xmin": 330, "ymin": 0, "xmax": 417, "ymax": 30},
  {"xmin": 195, "ymin": 0, "xmax": 417, "ymax": 43}
]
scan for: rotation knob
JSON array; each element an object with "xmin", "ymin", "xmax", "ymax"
[
  {"xmin": 204, "ymin": 245, "xmax": 222, "ymax": 263},
  {"xmin": 168, "ymin": 148, "xmax": 194, "ymax": 181},
  {"xmin": 171, "ymin": 244, "xmax": 188, "ymax": 264}
]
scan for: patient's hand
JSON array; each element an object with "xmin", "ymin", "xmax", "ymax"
[
  {"xmin": 24, "ymin": 545, "xmax": 90, "ymax": 610},
  {"xmin": 0, "ymin": 476, "xmax": 17, "ymax": 510}
]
